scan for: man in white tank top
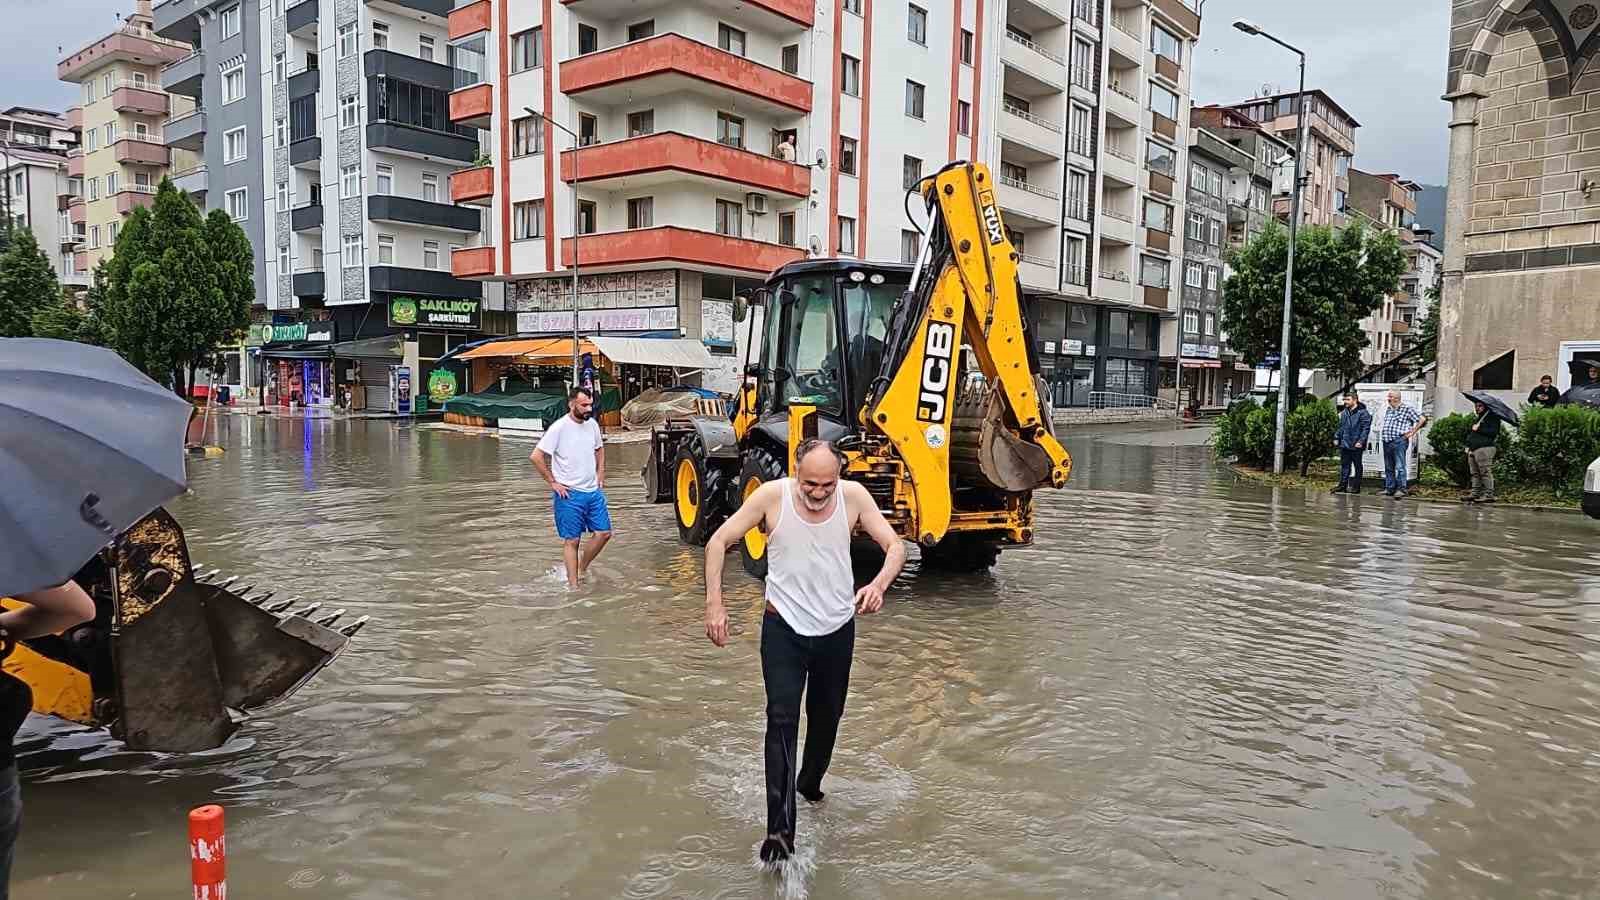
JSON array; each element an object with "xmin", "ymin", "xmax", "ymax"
[{"xmin": 703, "ymin": 439, "xmax": 906, "ymax": 866}]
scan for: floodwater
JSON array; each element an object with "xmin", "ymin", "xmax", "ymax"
[{"xmin": 13, "ymin": 416, "xmax": 1600, "ymax": 899}]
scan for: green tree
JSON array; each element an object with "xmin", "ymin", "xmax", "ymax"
[
  {"xmin": 29, "ymin": 287, "xmax": 91, "ymax": 342},
  {"xmin": 0, "ymin": 227, "xmax": 61, "ymax": 337},
  {"xmin": 1221, "ymin": 221, "xmax": 1407, "ymax": 394},
  {"xmin": 1414, "ymin": 278, "xmax": 1441, "ymax": 367}
]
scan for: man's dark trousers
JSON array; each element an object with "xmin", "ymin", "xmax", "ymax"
[
  {"xmin": 1338, "ymin": 447, "xmax": 1364, "ymax": 492},
  {"xmin": 760, "ymin": 608, "xmax": 854, "ymax": 841}
]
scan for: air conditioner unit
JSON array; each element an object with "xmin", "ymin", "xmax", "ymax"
[{"xmin": 745, "ymin": 192, "xmax": 768, "ymax": 215}]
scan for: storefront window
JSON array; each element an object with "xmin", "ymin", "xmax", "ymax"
[
  {"xmin": 1130, "ymin": 312, "xmax": 1151, "ymax": 350},
  {"xmin": 1035, "ymin": 298, "xmax": 1067, "ymax": 346},
  {"xmin": 1108, "ymin": 311, "xmax": 1129, "ymax": 349},
  {"xmin": 1065, "ymin": 303, "xmax": 1095, "ymax": 345}
]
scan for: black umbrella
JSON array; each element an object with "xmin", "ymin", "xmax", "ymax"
[
  {"xmin": 0, "ymin": 339, "xmax": 193, "ymax": 596},
  {"xmin": 1462, "ymin": 390, "xmax": 1520, "ymax": 427}
]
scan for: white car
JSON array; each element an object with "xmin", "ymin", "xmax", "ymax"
[{"xmin": 1587, "ymin": 457, "xmax": 1600, "ymax": 519}]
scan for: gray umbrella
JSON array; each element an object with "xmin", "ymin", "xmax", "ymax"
[
  {"xmin": 1462, "ymin": 390, "xmax": 1520, "ymax": 427},
  {"xmin": 1, "ymin": 339, "xmax": 192, "ymax": 596}
]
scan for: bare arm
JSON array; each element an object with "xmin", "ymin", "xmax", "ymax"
[
  {"xmin": 703, "ymin": 482, "xmax": 775, "ymax": 646},
  {"xmin": 849, "ymin": 483, "xmax": 905, "ymax": 613},
  {"xmin": 595, "ymin": 444, "xmax": 606, "ymax": 489},
  {"xmin": 529, "ymin": 448, "xmax": 568, "ymax": 497},
  {"xmin": 2, "ymin": 582, "xmax": 96, "ymax": 641}
]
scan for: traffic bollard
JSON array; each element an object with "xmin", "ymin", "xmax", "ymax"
[{"xmin": 189, "ymin": 804, "xmax": 226, "ymax": 900}]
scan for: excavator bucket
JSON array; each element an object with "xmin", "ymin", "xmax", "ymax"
[
  {"xmin": 950, "ymin": 381, "xmax": 1057, "ymax": 492},
  {"xmin": 5, "ymin": 508, "xmax": 368, "ymax": 753}
]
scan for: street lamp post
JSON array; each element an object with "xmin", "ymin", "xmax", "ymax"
[
  {"xmin": 1233, "ymin": 19, "xmax": 1306, "ymax": 476},
  {"xmin": 525, "ymin": 107, "xmax": 581, "ymax": 387}
]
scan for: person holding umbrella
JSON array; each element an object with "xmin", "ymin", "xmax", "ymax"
[
  {"xmin": 1, "ymin": 337, "xmax": 196, "ymax": 897},
  {"xmin": 1460, "ymin": 391, "xmax": 1521, "ymax": 504}
]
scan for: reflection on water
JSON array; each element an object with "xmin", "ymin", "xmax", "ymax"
[{"xmin": 13, "ymin": 418, "xmax": 1600, "ymax": 899}]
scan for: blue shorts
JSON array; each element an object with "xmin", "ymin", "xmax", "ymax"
[{"xmin": 553, "ymin": 489, "xmax": 612, "ymax": 540}]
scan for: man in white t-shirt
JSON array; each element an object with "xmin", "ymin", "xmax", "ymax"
[{"xmin": 531, "ymin": 387, "xmax": 611, "ymax": 587}]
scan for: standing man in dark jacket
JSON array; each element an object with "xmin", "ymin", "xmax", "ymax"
[
  {"xmin": 1331, "ymin": 392, "xmax": 1373, "ymax": 494},
  {"xmin": 1528, "ymin": 375, "xmax": 1560, "ymax": 409},
  {"xmin": 1463, "ymin": 400, "xmax": 1501, "ymax": 503}
]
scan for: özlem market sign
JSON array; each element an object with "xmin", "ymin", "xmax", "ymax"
[{"xmin": 389, "ymin": 297, "xmax": 481, "ymax": 330}]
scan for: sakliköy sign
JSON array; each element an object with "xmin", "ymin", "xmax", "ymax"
[{"xmin": 389, "ymin": 297, "xmax": 481, "ymax": 330}]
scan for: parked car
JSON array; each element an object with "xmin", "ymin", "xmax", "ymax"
[{"xmin": 1586, "ymin": 456, "xmax": 1600, "ymax": 520}]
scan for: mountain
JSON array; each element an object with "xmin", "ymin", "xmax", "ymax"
[{"xmin": 1414, "ymin": 185, "xmax": 1445, "ymax": 249}]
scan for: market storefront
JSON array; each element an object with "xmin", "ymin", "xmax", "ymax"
[
  {"xmin": 1028, "ymin": 298, "xmax": 1162, "ymax": 407},
  {"xmin": 251, "ymin": 321, "xmax": 336, "ymax": 408}
]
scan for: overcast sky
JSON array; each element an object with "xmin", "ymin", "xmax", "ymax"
[{"xmin": 6, "ymin": 0, "xmax": 1451, "ymax": 184}]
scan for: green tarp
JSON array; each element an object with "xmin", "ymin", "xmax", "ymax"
[{"xmin": 441, "ymin": 378, "xmax": 620, "ymax": 423}]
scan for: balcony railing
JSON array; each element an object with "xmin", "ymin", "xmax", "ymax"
[
  {"xmin": 1002, "ymin": 104, "xmax": 1062, "ymax": 133},
  {"xmin": 1110, "ymin": 12, "xmax": 1140, "ymax": 37},
  {"xmin": 1108, "ymin": 80, "xmax": 1137, "ymax": 101},
  {"xmin": 1018, "ymin": 252, "xmax": 1055, "ymax": 267},
  {"xmin": 1068, "ymin": 137, "xmax": 1092, "ymax": 157},
  {"xmin": 1071, "ymin": 66, "xmax": 1096, "ymax": 90},
  {"xmin": 1064, "ymin": 198, "xmax": 1089, "ymax": 220},
  {"xmin": 1000, "ymin": 176, "xmax": 1060, "ymax": 200},
  {"xmin": 1103, "ymin": 208, "xmax": 1133, "ymax": 222},
  {"xmin": 1106, "ymin": 143, "xmax": 1134, "ymax": 162},
  {"xmin": 1006, "ymin": 31, "xmax": 1064, "ymax": 66},
  {"xmin": 120, "ymin": 183, "xmax": 159, "ymax": 195},
  {"xmin": 162, "ymin": 49, "xmax": 203, "ymax": 74},
  {"xmin": 165, "ymin": 107, "xmax": 204, "ymax": 129},
  {"xmin": 1063, "ymin": 264, "xmax": 1088, "ymax": 286}
]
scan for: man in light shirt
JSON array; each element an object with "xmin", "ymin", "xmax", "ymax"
[{"xmin": 530, "ymin": 387, "xmax": 611, "ymax": 586}]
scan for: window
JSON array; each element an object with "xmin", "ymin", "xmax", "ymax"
[
  {"xmin": 1209, "ymin": 219, "xmax": 1221, "ymax": 246},
  {"xmin": 578, "ymin": 200, "xmax": 596, "ymax": 234},
  {"xmin": 1140, "ymin": 256, "xmax": 1170, "ymax": 288},
  {"xmin": 276, "ymin": 180, "xmax": 289, "ymax": 209},
  {"xmin": 1146, "ymin": 140, "xmax": 1175, "ymax": 177},
  {"xmin": 627, "ymin": 110, "xmax": 654, "ymax": 136},
  {"xmin": 908, "ymin": 4, "xmax": 927, "ymax": 44},
  {"xmin": 1204, "ymin": 313, "xmax": 1215, "ymax": 336},
  {"xmin": 578, "ymin": 24, "xmax": 598, "ymax": 54},
  {"xmin": 1071, "ymin": 38, "xmax": 1093, "ymax": 85},
  {"xmin": 579, "ymin": 113, "xmax": 598, "ymax": 146},
  {"xmin": 1191, "ymin": 163, "xmax": 1207, "ymax": 193},
  {"xmin": 1334, "ymin": 189, "xmax": 1347, "ymax": 212},
  {"xmin": 419, "ymin": 35, "xmax": 435, "ymax": 62},
  {"xmin": 290, "ymin": 95, "xmax": 315, "ymax": 141},
  {"xmin": 511, "ymin": 28, "xmax": 543, "ymax": 71},
  {"xmin": 628, "ymin": 20, "xmax": 655, "ymax": 41},
  {"xmin": 86, "ymin": 129, "xmax": 96, "ymax": 152},
  {"xmin": 961, "ymin": 29, "xmax": 974, "ymax": 64},
  {"xmin": 1206, "ymin": 266, "xmax": 1219, "ymax": 291},
  {"xmin": 838, "ymin": 216, "xmax": 857, "ymax": 254},
  {"xmin": 716, "ymin": 198, "xmax": 742, "ymax": 237},
  {"xmin": 513, "ymin": 200, "xmax": 544, "ymax": 239},
  {"xmin": 422, "ymin": 173, "xmax": 438, "ymax": 202},
  {"xmin": 901, "ymin": 229, "xmax": 920, "ymax": 264},
  {"xmin": 84, "ymin": 82, "xmax": 94, "ymax": 104},
  {"xmin": 513, "ymin": 116, "xmax": 544, "ymax": 155},
  {"xmin": 1143, "ymin": 198, "xmax": 1171, "ymax": 233},
  {"xmin": 1069, "ymin": 105, "xmax": 1091, "ymax": 155},
  {"xmin": 89, "ymin": 225, "xmax": 99, "ymax": 249},
  {"xmin": 222, "ymin": 62, "xmax": 245, "ymax": 103},
  {"xmin": 1151, "ymin": 23, "xmax": 1181, "ymax": 64},
  {"xmin": 88, "ymin": 177, "xmax": 99, "ymax": 201},
  {"xmin": 1149, "ymin": 82, "xmax": 1178, "ymax": 120},
  {"xmin": 278, "ymin": 245, "xmax": 289, "ymax": 275},
  {"xmin": 905, "ymin": 80, "xmax": 925, "ymax": 118},
  {"xmin": 627, "ymin": 196, "xmax": 653, "ymax": 229},
  {"xmin": 1184, "ymin": 261, "xmax": 1202, "ymax": 288},
  {"xmin": 275, "ymin": 116, "xmax": 287, "ymax": 148},
  {"xmin": 1065, "ymin": 237, "xmax": 1086, "ymax": 280},
  {"xmin": 718, "ymin": 24, "xmax": 747, "ymax": 56},
  {"xmin": 221, "ymin": 4, "xmax": 240, "ymax": 38},
  {"xmin": 376, "ymin": 164, "xmax": 393, "ymax": 194},
  {"xmin": 844, "ymin": 0, "xmax": 861, "ymax": 13},
  {"xmin": 377, "ymin": 234, "xmax": 394, "ymax": 264},
  {"xmin": 104, "ymin": 123, "xmax": 115, "ymax": 147},
  {"xmin": 106, "ymin": 171, "xmax": 119, "ymax": 195},
  {"xmin": 902, "ymin": 155, "xmax": 922, "ymax": 190},
  {"xmin": 341, "ymin": 164, "xmax": 359, "ymax": 197},
  {"xmin": 102, "ymin": 74, "xmax": 112, "ymax": 98},
  {"xmin": 340, "ymin": 93, "xmax": 358, "ymax": 128},
  {"xmin": 841, "ymin": 55, "xmax": 861, "ymax": 96},
  {"xmin": 225, "ymin": 187, "xmax": 248, "ymax": 221},
  {"xmin": 1068, "ymin": 171, "xmax": 1089, "ymax": 217},
  {"xmin": 782, "ymin": 44, "xmax": 800, "ymax": 75},
  {"xmin": 779, "ymin": 211, "xmax": 796, "ymax": 246},
  {"xmin": 343, "ymin": 233, "xmax": 362, "ymax": 264},
  {"xmin": 957, "ymin": 101, "xmax": 971, "ymax": 135},
  {"xmin": 840, "ymin": 136, "xmax": 858, "ymax": 175},
  {"xmin": 423, "ymin": 240, "xmax": 440, "ymax": 268},
  {"xmin": 338, "ymin": 23, "xmax": 357, "ymax": 58},
  {"xmin": 1211, "ymin": 171, "xmax": 1224, "ymax": 196},
  {"xmin": 372, "ymin": 21, "xmax": 389, "ymax": 49},
  {"xmin": 1182, "ymin": 309, "xmax": 1199, "ymax": 334},
  {"xmin": 717, "ymin": 112, "xmax": 745, "ymax": 148},
  {"xmin": 224, "ymin": 126, "xmax": 247, "ymax": 163},
  {"xmin": 274, "ymin": 52, "xmax": 285, "ymax": 83}
]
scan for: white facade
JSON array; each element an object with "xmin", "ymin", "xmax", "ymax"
[{"xmin": 1, "ymin": 151, "xmax": 81, "ymax": 287}]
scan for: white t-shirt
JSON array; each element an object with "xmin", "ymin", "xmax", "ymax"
[{"xmin": 536, "ymin": 414, "xmax": 603, "ymax": 492}]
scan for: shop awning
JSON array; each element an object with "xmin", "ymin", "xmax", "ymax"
[
  {"xmin": 332, "ymin": 335, "xmax": 405, "ymax": 359},
  {"xmin": 257, "ymin": 345, "xmax": 332, "ymax": 359},
  {"xmin": 458, "ymin": 337, "xmax": 600, "ymax": 362},
  {"xmin": 589, "ymin": 337, "xmax": 718, "ymax": 370}
]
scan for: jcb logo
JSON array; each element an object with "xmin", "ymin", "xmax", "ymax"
[
  {"xmin": 980, "ymin": 191, "xmax": 1004, "ymax": 245},
  {"xmin": 916, "ymin": 321, "xmax": 955, "ymax": 423}
]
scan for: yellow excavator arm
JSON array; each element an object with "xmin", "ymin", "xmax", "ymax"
[{"xmin": 865, "ymin": 161, "xmax": 1072, "ymax": 546}]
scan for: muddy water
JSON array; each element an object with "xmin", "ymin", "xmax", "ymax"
[{"xmin": 14, "ymin": 417, "xmax": 1600, "ymax": 899}]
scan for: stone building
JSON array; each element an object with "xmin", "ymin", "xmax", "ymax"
[{"xmin": 1441, "ymin": 0, "xmax": 1600, "ymax": 409}]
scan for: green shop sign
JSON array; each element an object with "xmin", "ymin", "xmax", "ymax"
[
  {"xmin": 389, "ymin": 296, "xmax": 481, "ymax": 330},
  {"xmin": 250, "ymin": 322, "xmax": 333, "ymax": 345},
  {"xmin": 427, "ymin": 368, "xmax": 459, "ymax": 404}
]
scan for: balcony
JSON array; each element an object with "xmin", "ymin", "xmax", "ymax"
[
  {"xmin": 997, "ymin": 176, "xmax": 1060, "ymax": 228},
  {"xmin": 1107, "ymin": 11, "xmax": 1142, "ymax": 63},
  {"xmin": 365, "ymin": 49, "xmax": 457, "ymax": 93},
  {"xmin": 1097, "ymin": 272, "xmax": 1132, "ymax": 302},
  {"xmin": 366, "ymin": 0, "xmax": 453, "ymax": 19},
  {"xmin": 112, "ymin": 84, "xmax": 170, "ymax": 117},
  {"xmin": 1102, "ymin": 141, "xmax": 1139, "ymax": 186},
  {"xmin": 290, "ymin": 136, "xmax": 321, "ymax": 168},
  {"xmin": 450, "ymin": 246, "xmax": 495, "ymax": 279},
  {"xmin": 161, "ymin": 50, "xmax": 206, "ymax": 98},
  {"xmin": 153, "ymin": 0, "xmax": 203, "ymax": 42},
  {"xmin": 66, "ymin": 106, "xmax": 82, "ymax": 130},
  {"xmin": 998, "ymin": 105, "xmax": 1063, "ymax": 160},
  {"xmin": 172, "ymin": 164, "xmax": 208, "ymax": 197},
  {"xmin": 560, "ymin": 0, "xmax": 814, "ymax": 27},
  {"xmin": 115, "ymin": 185, "xmax": 159, "ymax": 215},
  {"xmin": 561, "ymin": 34, "xmax": 812, "ymax": 117},
  {"xmin": 1017, "ymin": 255, "xmax": 1057, "ymax": 292},
  {"xmin": 450, "ymin": 166, "xmax": 493, "ymax": 206},
  {"xmin": 114, "ymin": 138, "xmax": 170, "ymax": 166},
  {"xmin": 1001, "ymin": 32, "xmax": 1067, "ymax": 93},
  {"xmin": 448, "ymin": 0, "xmax": 490, "ymax": 39},
  {"xmin": 59, "ymin": 23, "xmax": 191, "ymax": 82},
  {"xmin": 291, "ymin": 202, "xmax": 324, "ymax": 232},
  {"xmin": 294, "ymin": 269, "xmax": 325, "ymax": 299},
  {"xmin": 164, "ymin": 108, "xmax": 206, "ymax": 151},
  {"xmin": 60, "ymin": 228, "xmax": 84, "ymax": 248},
  {"xmin": 1142, "ymin": 284, "xmax": 1172, "ymax": 311},
  {"xmin": 288, "ymin": 66, "xmax": 319, "ymax": 101},
  {"xmin": 560, "ymin": 132, "xmax": 810, "ymax": 198},
  {"xmin": 1105, "ymin": 79, "xmax": 1141, "ymax": 127},
  {"xmin": 560, "ymin": 226, "xmax": 803, "ymax": 274},
  {"xmin": 66, "ymin": 152, "xmax": 84, "ymax": 179},
  {"xmin": 366, "ymin": 122, "xmax": 479, "ymax": 164},
  {"xmin": 371, "ymin": 264, "xmax": 485, "ymax": 298},
  {"xmin": 1391, "ymin": 320, "xmax": 1410, "ymax": 335},
  {"xmin": 1099, "ymin": 207, "xmax": 1135, "ymax": 244},
  {"xmin": 368, "ymin": 195, "xmax": 482, "ymax": 232},
  {"xmin": 287, "ymin": 0, "xmax": 318, "ymax": 37},
  {"xmin": 449, "ymin": 83, "xmax": 492, "ymax": 129},
  {"xmin": 69, "ymin": 203, "xmax": 87, "ymax": 226}
]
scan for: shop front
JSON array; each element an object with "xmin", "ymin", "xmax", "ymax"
[
  {"xmin": 1029, "ymin": 298, "xmax": 1162, "ymax": 407},
  {"xmin": 253, "ymin": 321, "xmax": 336, "ymax": 408}
]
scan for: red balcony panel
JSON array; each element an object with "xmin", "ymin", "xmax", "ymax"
[
  {"xmin": 449, "ymin": 83, "xmax": 492, "ymax": 128},
  {"xmin": 69, "ymin": 203, "xmax": 87, "ymax": 225},
  {"xmin": 74, "ymin": 251, "xmax": 90, "ymax": 271},
  {"xmin": 66, "ymin": 153, "xmax": 85, "ymax": 178},
  {"xmin": 560, "ymin": 0, "xmax": 812, "ymax": 26},
  {"xmin": 66, "ymin": 106, "xmax": 82, "ymax": 130},
  {"xmin": 112, "ymin": 85, "xmax": 171, "ymax": 116},
  {"xmin": 560, "ymin": 226, "xmax": 803, "ymax": 274},
  {"xmin": 561, "ymin": 34, "xmax": 812, "ymax": 114},
  {"xmin": 450, "ymin": 166, "xmax": 494, "ymax": 206},
  {"xmin": 452, "ymin": 245, "xmax": 496, "ymax": 278},
  {"xmin": 114, "ymin": 138, "xmax": 170, "ymax": 166},
  {"xmin": 560, "ymin": 132, "xmax": 808, "ymax": 197},
  {"xmin": 116, "ymin": 189, "xmax": 158, "ymax": 215},
  {"xmin": 448, "ymin": 0, "xmax": 492, "ymax": 40},
  {"xmin": 58, "ymin": 29, "xmax": 191, "ymax": 81}
]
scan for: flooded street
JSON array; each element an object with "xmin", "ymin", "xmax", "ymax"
[{"xmin": 14, "ymin": 416, "xmax": 1600, "ymax": 899}]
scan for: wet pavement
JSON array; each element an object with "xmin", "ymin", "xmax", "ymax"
[{"xmin": 13, "ymin": 416, "xmax": 1600, "ymax": 899}]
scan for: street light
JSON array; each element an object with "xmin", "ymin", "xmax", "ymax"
[
  {"xmin": 1232, "ymin": 18, "xmax": 1306, "ymax": 475},
  {"xmin": 524, "ymin": 106, "xmax": 582, "ymax": 386}
]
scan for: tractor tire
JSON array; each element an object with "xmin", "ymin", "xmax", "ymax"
[
  {"xmin": 919, "ymin": 535, "xmax": 1002, "ymax": 572},
  {"xmin": 737, "ymin": 445, "xmax": 787, "ymax": 579},
  {"xmin": 673, "ymin": 435, "xmax": 728, "ymax": 546}
]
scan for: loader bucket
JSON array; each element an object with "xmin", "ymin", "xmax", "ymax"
[{"xmin": 950, "ymin": 382, "xmax": 1056, "ymax": 491}]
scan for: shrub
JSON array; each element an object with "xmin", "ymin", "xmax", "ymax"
[
  {"xmin": 1512, "ymin": 404, "xmax": 1600, "ymax": 495},
  {"xmin": 1286, "ymin": 399, "xmax": 1340, "ymax": 475},
  {"xmin": 1210, "ymin": 397, "xmax": 1257, "ymax": 460},
  {"xmin": 1239, "ymin": 404, "xmax": 1276, "ymax": 468},
  {"xmin": 1426, "ymin": 411, "xmax": 1515, "ymax": 487}
]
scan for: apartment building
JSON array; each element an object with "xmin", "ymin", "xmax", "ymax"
[
  {"xmin": 1163, "ymin": 126, "xmax": 1245, "ymax": 407},
  {"xmin": 1346, "ymin": 168, "xmax": 1420, "ymax": 369},
  {"xmin": 1395, "ymin": 235, "xmax": 1440, "ymax": 358},
  {"xmin": 155, "ymin": 0, "xmax": 495, "ymax": 410},
  {"xmin": 58, "ymin": 0, "xmax": 196, "ymax": 281},
  {"xmin": 0, "ymin": 148, "xmax": 83, "ymax": 291},
  {"xmin": 1, "ymin": 107, "xmax": 78, "ymax": 154},
  {"xmin": 444, "ymin": 0, "xmax": 1200, "ymax": 400},
  {"xmin": 1222, "ymin": 89, "xmax": 1357, "ymax": 227}
]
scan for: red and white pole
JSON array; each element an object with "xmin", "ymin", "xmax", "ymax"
[{"xmin": 189, "ymin": 804, "xmax": 226, "ymax": 900}]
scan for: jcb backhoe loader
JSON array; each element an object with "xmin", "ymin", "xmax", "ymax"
[
  {"xmin": 2, "ymin": 508, "xmax": 368, "ymax": 753},
  {"xmin": 643, "ymin": 160, "xmax": 1071, "ymax": 573}
]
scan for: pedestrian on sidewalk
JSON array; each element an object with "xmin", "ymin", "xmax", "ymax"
[
  {"xmin": 1378, "ymin": 391, "xmax": 1427, "ymax": 499},
  {"xmin": 1331, "ymin": 391, "xmax": 1372, "ymax": 494},
  {"xmin": 1528, "ymin": 375, "xmax": 1560, "ymax": 409},
  {"xmin": 530, "ymin": 387, "xmax": 612, "ymax": 587},
  {"xmin": 702, "ymin": 439, "xmax": 905, "ymax": 867},
  {"xmin": 1463, "ymin": 399, "xmax": 1501, "ymax": 504}
]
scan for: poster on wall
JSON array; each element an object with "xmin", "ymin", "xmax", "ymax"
[
  {"xmin": 516, "ymin": 306, "xmax": 680, "ymax": 334},
  {"xmin": 1355, "ymin": 382, "xmax": 1425, "ymax": 483},
  {"xmin": 509, "ymin": 271, "xmax": 678, "ymax": 312},
  {"xmin": 702, "ymin": 300, "xmax": 733, "ymax": 347}
]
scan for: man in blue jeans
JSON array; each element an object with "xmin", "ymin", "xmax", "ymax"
[
  {"xmin": 531, "ymin": 387, "xmax": 612, "ymax": 587},
  {"xmin": 1377, "ymin": 390, "xmax": 1427, "ymax": 499}
]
